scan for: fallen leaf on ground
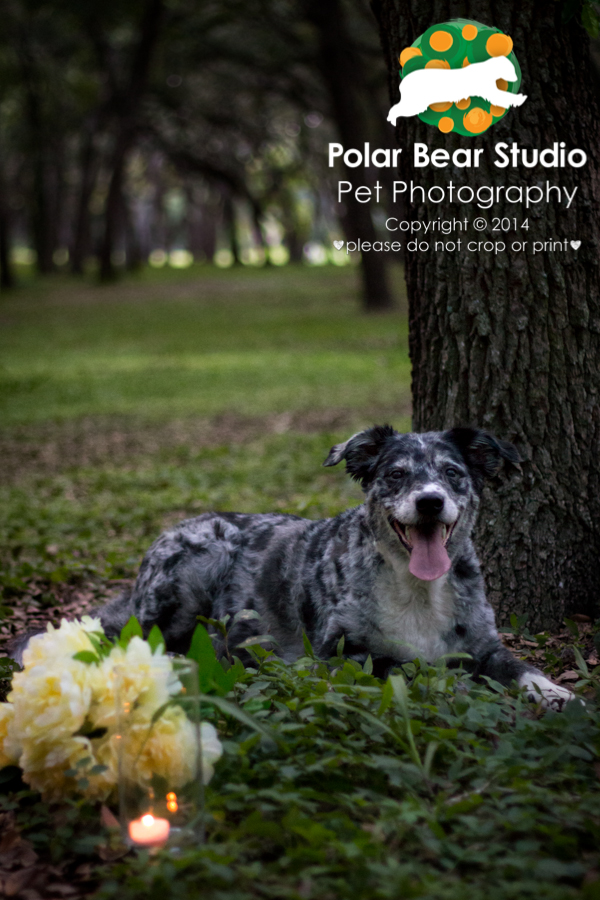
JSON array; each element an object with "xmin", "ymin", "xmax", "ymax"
[{"xmin": 556, "ymin": 670, "xmax": 580, "ymax": 683}]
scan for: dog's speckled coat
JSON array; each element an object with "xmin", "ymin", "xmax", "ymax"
[{"xmin": 96, "ymin": 426, "xmax": 572, "ymax": 708}]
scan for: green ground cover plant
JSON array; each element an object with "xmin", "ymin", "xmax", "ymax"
[
  {"xmin": 0, "ymin": 265, "xmax": 599, "ymax": 899},
  {"xmin": 2, "ymin": 637, "xmax": 599, "ymax": 900}
]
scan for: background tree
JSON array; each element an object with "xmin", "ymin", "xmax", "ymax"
[
  {"xmin": 0, "ymin": 0, "xmax": 398, "ymax": 309},
  {"xmin": 303, "ymin": 0, "xmax": 394, "ymax": 309},
  {"xmin": 372, "ymin": 0, "xmax": 600, "ymax": 628}
]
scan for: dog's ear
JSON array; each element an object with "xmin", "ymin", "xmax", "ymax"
[
  {"xmin": 444, "ymin": 427, "xmax": 521, "ymax": 485},
  {"xmin": 323, "ymin": 425, "xmax": 396, "ymax": 488}
]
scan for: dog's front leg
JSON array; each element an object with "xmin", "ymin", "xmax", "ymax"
[
  {"xmin": 317, "ymin": 622, "xmax": 400, "ymax": 678},
  {"xmin": 318, "ymin": 622, "xmax": 364, "ymax": 663},
  {"xmin": 317, "ymin": 619, "xmax": 372, "ymax": 666}
]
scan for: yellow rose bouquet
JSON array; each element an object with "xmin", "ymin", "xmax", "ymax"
[{"xmin": 0, "ymin": 617, "xmax": 222, "ymax": 803}]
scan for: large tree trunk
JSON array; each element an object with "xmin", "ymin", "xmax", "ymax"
[
  {"xmin": 305, "ymin": 0, "xmax": 394, "ymax": 312},
  {"xmin": 372, "ymin": 0, "xmax": 600, "ymax": 629}
]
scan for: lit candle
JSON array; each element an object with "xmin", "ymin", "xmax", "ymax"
[{"xmin": 128, "ymin": 814, "xmax": 170, "ymax": 846}]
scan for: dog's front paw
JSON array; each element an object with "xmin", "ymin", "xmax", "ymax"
[
  {"xmin": 536, "ymin": 684, "xmax": 576, "ymax": 711},
  {"xmin": 519, "ymin": 672, "xmax": 581, "ymax": 710}
]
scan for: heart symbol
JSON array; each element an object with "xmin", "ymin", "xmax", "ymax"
[
  {"xmin": 333, "ymin": 240, "xmax": 344, "ymax": 250},
  {"xmin": 570, "ymin": 240, "xmax": 581, "ymax": 250}
]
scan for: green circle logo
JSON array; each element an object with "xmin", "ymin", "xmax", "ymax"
[{"xmin": 398, "ymin": 19, "xmax": 522, "ymax": 136}]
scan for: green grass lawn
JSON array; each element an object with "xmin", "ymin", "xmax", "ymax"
[
  {"xmin": 0, "ymin": 264, "xmax": 410, "ymax": 425},
  {"xmin": 0, "ymin": 263, "xmax": 410, "ymax": 598},
  {"xmin": 0, "ymin": 264, "xmax": 599, "ymax": 900}
]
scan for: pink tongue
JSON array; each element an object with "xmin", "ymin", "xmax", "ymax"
[{"xmin": 408, "ymin": 523, "xmax": 451, "ymax": 581}]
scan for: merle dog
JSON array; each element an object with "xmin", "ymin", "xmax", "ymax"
[{"xmin": 90, "ymin": 425, "xmax": 573, "ymax": 709}]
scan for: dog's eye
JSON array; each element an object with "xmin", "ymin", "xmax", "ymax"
[
  {"xmin": 445, "ymin": 466, "xmax": 460, "ymax": 478},
  {"xmin": 390, "ymin": 468, "xmax": 407, "ymax": 480}
]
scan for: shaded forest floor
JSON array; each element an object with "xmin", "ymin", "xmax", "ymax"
[
  {"xmin": 1, "ymin": 264, "xmax": 599, "ymax": 900},
  {"xmin": 0, "ymin": 263, "xmax": 596, "ymax": 675},
  {"xmin": 0, "ymin": 262, "xmax": 410, "ymax": 659}
]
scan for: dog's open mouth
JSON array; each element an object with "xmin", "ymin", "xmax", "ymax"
[{"xmin": 390, "ymin": 519, "xmax": 456, "ymax": 582}]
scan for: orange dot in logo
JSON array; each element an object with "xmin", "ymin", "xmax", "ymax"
[
  {"xmin": 399, "ymin": 46, "xmax": 422, "ymax": 67},
  {"xmin": 490, "ymin": 104, "xmax": 506, "ymax": 116},
  {"xmin": 462, "ymin": 57, "xmax": 470, "ymax": 67},
  {"xmin": 429, "ymin": 30, "xmax": 453, "ymax": 52},
  {"xmin": 455, "ymin": 98, "xmax": 471, "ymax": 110},
  {"xmin": 429, "ymin": 101, "xmax": 452, "ymax": 112},
  {"xmin": 463, "ymin": 107, "xmax": 493, "ymax": 133},
  {"xmin": 462, "ymin": 24, "xmax": 478, "ymax": 41},
  {"xmin": 496, "ymin": 78, "xmax": 508, "ymax": 91},
  {"xmin": 438, "ymin": 117, "xmax": 454, "ymax": 133},
  {"xmin": 486, "ymin": 33, "xmax": 513, "ymax": 57},
  {"xmin": 425, "ymin": 59, "xmax": 451, "ymax": 69}
]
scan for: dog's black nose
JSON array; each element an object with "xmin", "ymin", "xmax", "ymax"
[{"xmin": 416, "ymin": 494, "xmax": 444, "ymax": 515}]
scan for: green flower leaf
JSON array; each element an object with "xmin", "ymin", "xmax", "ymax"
[
  {"xmin": 72, "ymin": 651, "xmax": 99, "ymax": 665},
  {"xmin": 119, "ymin": 616, "xmax": 143, "ymax": 647},
  {"xmin": 147, "ymin": 624, "xmax": 165, "ymax": 654}
]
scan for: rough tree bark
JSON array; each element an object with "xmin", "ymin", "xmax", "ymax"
[{"xmin": 372, "ymin": 0, "xmax": 600, "ymax": 629}]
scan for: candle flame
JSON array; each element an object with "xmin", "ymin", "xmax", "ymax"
[{"xmin": 141, "ymin": 814, "xmax": 155, "ymax": 827}]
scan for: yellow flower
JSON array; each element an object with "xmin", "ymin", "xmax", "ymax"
[
  {"xmin": 22, "ymin": 616, "xmax": 103, "ymax": 669},
  {"xmin": 119, "ymin": 704, "xmax": 199, "ymax": 789},
  {"xmin": 9, "ymin": 657, "xmax": 94, "ymax": 746},
  {"xmin": 0, "ymin": 703, "xmax": 19, "ymax": 768},
  {"xmin": 3, "ymin": 618, "xmax": 223, "ymax": 801},
  {"xmin": 90, "ymin": 637, "xmax": 179, "ymax": 730},
  {"xmin": 6, "ymin": 617, "xmax": 107, "ymax": 799},
  {"xmin": 19, "ymin": 735, "xmax": 88, "ymax": 800},
  {"xmin": 18, "ymin": 733, "xmax": 114, "ymax": 801},
  {"xmin": 96, "ymin": 710, "xmax": 222, "ymax": 791}
]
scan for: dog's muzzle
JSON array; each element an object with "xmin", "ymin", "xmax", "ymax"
[{"xmin": 390, "ymin": 518, "xmax": 457, "ymax": 582}]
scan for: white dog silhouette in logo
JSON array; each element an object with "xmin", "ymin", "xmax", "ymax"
[{"xmin": 388, "ymin": 55, "xmax": 526, "ymax": 124}]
